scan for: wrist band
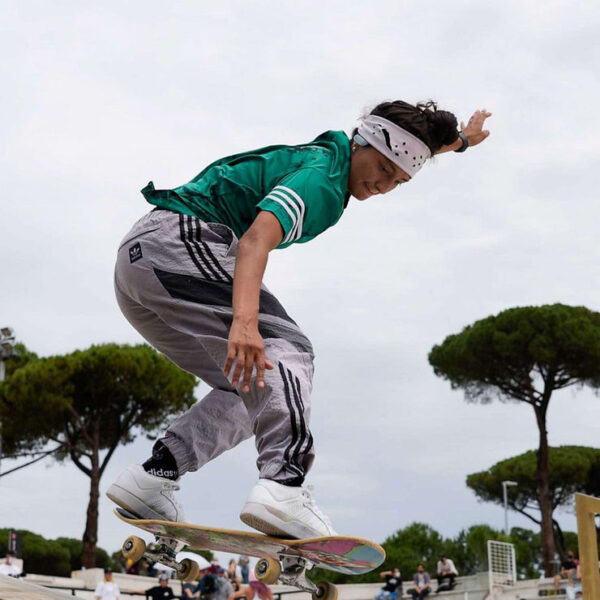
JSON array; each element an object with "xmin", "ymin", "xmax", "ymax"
[{"xmin": 454, "ymin": 131, "xmax": 469, "ymax": 153}]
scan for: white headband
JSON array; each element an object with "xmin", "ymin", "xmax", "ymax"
[{"xmin": 357, "ymin": 115, "xmax": 431, "ymax": 178}]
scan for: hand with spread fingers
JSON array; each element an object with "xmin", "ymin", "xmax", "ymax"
[
  {"xmin": 224, "ymin": 319, "xmax": 274, "ymax": 393},
  {"xmin": 461, "ymin": 109, "xmax": 492, "ymax": 147}
]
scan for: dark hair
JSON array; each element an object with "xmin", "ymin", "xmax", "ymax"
[{"xmin": 368, "ymin": 100, "xmax": 458, "ymax": 154}]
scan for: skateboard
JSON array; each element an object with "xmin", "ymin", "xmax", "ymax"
[{"xmin": 115, "ymin": 508, "xmax": 385, "ymax": 600}]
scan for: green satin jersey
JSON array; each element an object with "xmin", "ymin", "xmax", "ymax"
[{"xmin": 141, "ymin": 130, "xmax": 351, "ymax": 249}]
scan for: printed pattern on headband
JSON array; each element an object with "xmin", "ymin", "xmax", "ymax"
[
  {"xmin": 358, "ymin": 115, "xmax": 431, "ymax": 177},
  {"xmin": 368, "ymin": 121, "xmax": 428, "ymax": 168}
]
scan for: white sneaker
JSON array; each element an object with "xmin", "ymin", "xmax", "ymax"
[
  {"xmin": 239, "ymin": 479, "xmax": 337, "ymax": 538},
  {"xmin": 106, "ymin": 464, "xmax": 186, "ymax": 522}
]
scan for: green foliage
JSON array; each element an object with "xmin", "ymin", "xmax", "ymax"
[
  {"xmin": 379, "ymin": 523, "xmax": 444, "ymax": 576},
  {"xmin": 429, "ymin": 304, "xmax": 600, "ymax": 573},
  {"xmin": 2, "ymin": 343, "xmax": 38, "ymax": 377},
  {"xmin": 54, "ymin": 537, "xmax": 112, "ymax": 572},
  {"xmin": 0, "ymin": 343, "xmax": 198, "ymax": 458},
  {"xmin": 111, "ymin": 550, "xmax": 126, "ymax": 573},
  {"xmin": 510, "ymin": 528, "xmax": 543, "ymax": 577},
  {"xmin": 0, "ymin": 528, "xmax": 70, "ymax": 577},
  {"xmin": 188, "ymin": 548, "xmax": 215, "ymax": 562},
  {"xmin": 561, "ymin": 531, "xmax": 579, "ymax": 557},
  {"xmin": 444, "ymin": 524, "xmax": 505, "ymax": 575},
  {"xmin": 0, "ymin": 343, "xmax": 198, "ymax": 568},
  {"xmin": 428, "ymin": 304, "xmax": 600, "ymax": 403},
  {"xmin": 467, "ymin": 446, "xmax": 600, "ymax": 513},
  {"xmin": 0, "ymin": 529, "xmax": 118, "ymax": 576}
]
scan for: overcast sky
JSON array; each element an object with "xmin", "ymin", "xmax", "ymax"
[{"xmin": 1, "ymin": 0, "xmax": 599, "ymax": 563}]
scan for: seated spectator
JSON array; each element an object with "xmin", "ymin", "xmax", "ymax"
[
  {"xmin": 0, "ymin": 552, "xmax": 21, "ymax": 577},
  {"xmin": 565, "ymin": 564, "xmax": 582, "ymax": 600},
  {"xmin": 142, "ymin": 573, "xmax": 176, "ymax": 600},
  {"xmin": 408, "ymin": 564, "xmax": 431, "ymax": 600},
  {"xmin": 554, "ymin": 550, "xmax": 579, "ymax": 592},
  {"xmin": 374, "ymin": 567, "xmax": 403, "ymax": 600},
  {"xmin": 435, "ymin": 555, "xmax": 458, "ymax": 593}
]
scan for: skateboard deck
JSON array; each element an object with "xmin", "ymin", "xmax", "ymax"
[{"xmin": 114, "ymin": 508, "xmax": 385, "ymax": 575}]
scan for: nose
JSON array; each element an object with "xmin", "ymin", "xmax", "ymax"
[{"xmin": 377, "ymin": 180, "xmax": 397, "ymax": 195}]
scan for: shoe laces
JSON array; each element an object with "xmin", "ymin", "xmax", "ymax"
[
  {"xmin": 301, "ymin": 485, "xmax": 333, "ymax": 529},
  {"xmin": 162, "ymin": 480, "xmax": 181, "ymax": 493}
]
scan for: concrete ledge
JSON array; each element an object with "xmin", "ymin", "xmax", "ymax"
[{"xmin": 0, "ymin": 574, "xmax": 79, "ymax": 600}]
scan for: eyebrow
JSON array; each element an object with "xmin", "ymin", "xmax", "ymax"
[{"xmin": 385, "ymin": 157, "xmax": 411, "ymax": 182}]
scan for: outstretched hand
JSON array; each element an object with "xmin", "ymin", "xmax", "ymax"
[{"xmin": 461, "ymin": 109, "xmax": 492, "ymax": 147}]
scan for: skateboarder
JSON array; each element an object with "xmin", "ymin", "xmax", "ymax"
[{"xmin": 107, "ymin": 99, "xmax": 492, "ymax": 539}]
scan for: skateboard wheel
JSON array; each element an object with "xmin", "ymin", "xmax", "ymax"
[
  {"xmin": 178, "ymin": 558, "xmax": 200, "ymax": 582},
  {"xmin": 122, "ymin": 536, "xmax": 146, "ymax": 562},
  {"xmin": 313, "ymin": 582, "xmax": 338, "ymax": 600},
  {"xmin": 255, "ymin": 557, "xmax": 281, "ymax": 584}
]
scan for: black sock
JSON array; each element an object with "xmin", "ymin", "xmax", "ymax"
[
  {"xmin": 279, "ymin": 476, "xmax": 304, "ymax": 487},
  {"xmin": 142, "ymin": 441, "xmax": 179, "ymax": 480}
]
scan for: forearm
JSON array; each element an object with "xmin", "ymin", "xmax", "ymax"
[
  {"xmin": 435, "ymin": 138, "xmax": 463, "ymax": 154},
  {"xmin": 232, "ymin": 233, "xmax": 270, "ymax": 325}
]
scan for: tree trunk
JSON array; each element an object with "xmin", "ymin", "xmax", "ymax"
[
  {"xmin": 534, "ymin": 405, "xmax": 555, "ymax": 576},
  {"xmin": 82, "ymin": 430, "xmax": 101, "ymax": 568},
  {"xmin": 552, "ymin": 518, "xmax": 566, "ymax": 561}
]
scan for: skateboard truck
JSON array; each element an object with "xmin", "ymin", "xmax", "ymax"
[
  {"xmin": 255, "ymin": 555, "xmax": 338, "ymax": 600},
  {"xmin": 121, "ymin": 531, "xmax": 199, "ymax": 582}
]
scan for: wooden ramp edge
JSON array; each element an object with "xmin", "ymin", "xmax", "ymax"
[{"xmin": 575, "ymin": 493, "xmax": 600, "ymax": 599}]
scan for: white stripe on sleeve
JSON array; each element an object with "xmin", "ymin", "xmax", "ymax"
[
  {"xmin": 268, "ymin": 190, "xmax": 301, "ymax": 242},
  {"xmin": 263, "ymin": 193, "xmax": 298, "ymax": 243},
  {"xmin": 271, "ymin": 186, "xmax": 306, "ymax": 241}
]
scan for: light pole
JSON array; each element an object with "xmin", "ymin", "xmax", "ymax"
[
  {"xmin": 502, "ymin": 480, "xmax": 518, "ymax": 536},
  {"xmin": 0, "ymin": 327, "xmax": 17, "ymax": 475}
]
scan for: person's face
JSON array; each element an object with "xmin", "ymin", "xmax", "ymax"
[
  {"xmin": 105, "ymin": 573, "xmax": 112, "ymax": 581},
  {"xmin": 392, "ymin": 569, "xmax": 400, "ymax": 576},
  {"xmin": 417, "ymin": 565, "xmax": 424, "ymax": 573},
  {"xmin": 348, "ymin": 145, "xmax": 411, "ymax": 201},
  {"xmin": 160, "ymin": 579, "xmax": 168, "ymax": 587}
]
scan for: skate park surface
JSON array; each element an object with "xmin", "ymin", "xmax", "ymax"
[{"xmin": 0, "ymin": 574, "xmax": 76, "ymax": 600}]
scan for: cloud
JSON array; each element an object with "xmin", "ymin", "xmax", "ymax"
[{"xmin": 1, "ymin": 0, "xmax": 598, "ymax": 556}]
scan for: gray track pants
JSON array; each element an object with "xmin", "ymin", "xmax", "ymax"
[{"xmin": 114, "ymin": 209, "xmax": 315, "ymax": 482}]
